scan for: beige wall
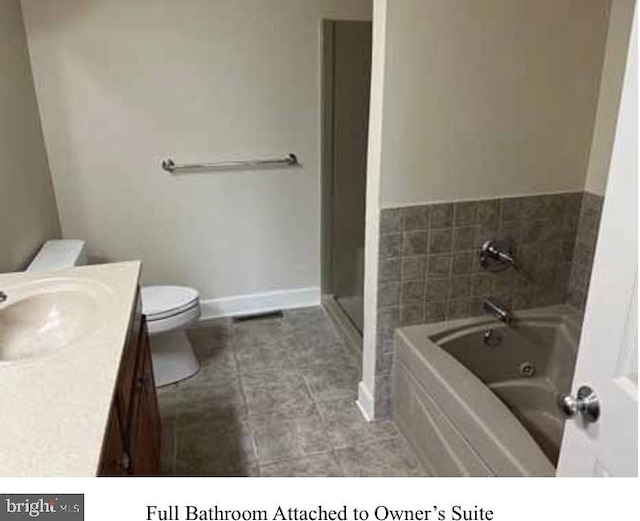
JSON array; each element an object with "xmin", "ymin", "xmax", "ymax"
[
  {"xmin": 585, "ymin": 0, "xmax": 636, "ymax": 196},
  {"xmin": 0, "ymin": 0, "xmax": 60, "ymax": 272},
  {"xmin": 378, "ymin": 0, "xmax": 611, "ymax": 207},
  {"xmin": 21, "ymin": 0, "xmax": 372, "ymax": 301}
]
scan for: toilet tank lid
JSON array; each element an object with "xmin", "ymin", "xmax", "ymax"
[{"xmin": 26, "ymin": 240, "xmax": 86, "ymax": 272}]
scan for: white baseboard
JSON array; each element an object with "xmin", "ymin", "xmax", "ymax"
[
  {"xmin": 356, "ymin": 381, "xmax": 375, "ymax": 422},
  {"xmin": 199, "ymin": 286, "xmax": 321, "ymax": 320}
]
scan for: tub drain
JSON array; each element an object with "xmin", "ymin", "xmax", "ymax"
[{"xmin": 519, "ymin": 362, "xmax": 536, "ymax": 378}]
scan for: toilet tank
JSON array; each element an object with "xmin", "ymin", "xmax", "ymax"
[{"xmin": 26, "ymin": 240, "xmax": 87, "ymax": 272}]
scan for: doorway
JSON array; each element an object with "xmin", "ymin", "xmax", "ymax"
[{"xmin": 321, "ymin": 20, "xmax": 372, "ymax": 339}]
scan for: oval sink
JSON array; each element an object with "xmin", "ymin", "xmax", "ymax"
[{"xmin": 0, "ymin": 278, "xmax": 113, "ymax": 363}]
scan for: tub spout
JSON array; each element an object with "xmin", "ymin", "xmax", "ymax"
[{"xmin": 483, "ymin": 298, "xmax": 513, "ymax": 324}]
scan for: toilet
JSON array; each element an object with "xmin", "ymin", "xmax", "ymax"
[
  {"xmin": 27, "ymin": 240, "xmax": 200, "ymax": 387},
  {"xmin": 140, "ymin": 285, "xmax": 200, "ymax": 386}
]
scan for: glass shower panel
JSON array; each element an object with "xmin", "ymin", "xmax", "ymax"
[{"xmin": 330, "ymin": 21, "xmax": 372, "ymax": 333}]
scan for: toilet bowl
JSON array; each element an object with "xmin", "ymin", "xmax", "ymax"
[
  {"xmin": 141, "ymin": 286, "xmax": 201, "ymax": 386},
  {"xmin": 27, "ymin": 240, "xmax": 201, "ymax": 387}
]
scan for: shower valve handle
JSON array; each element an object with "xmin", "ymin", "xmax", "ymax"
[{"xmin": 479, "ymin": 239, "xmax": 532, "ymax": 281}]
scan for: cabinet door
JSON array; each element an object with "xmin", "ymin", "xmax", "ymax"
[
  {"xmin": 130, "ymin": 322, "xmax": 162, "ymax": 475},
  {"xmin": 116, "ymin": 294, "xmax": 142, "ymax": 436},
  {"xmin": 143, "ymin": 320, "xmax": 161, "ymax": 455},
  {"xmin": 99, "ymin": 405, "xmax": 129, "ymax": 476}
]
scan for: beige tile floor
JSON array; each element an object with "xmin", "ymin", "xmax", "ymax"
[{"xmin": 157, "ymin": 307, "xmax": 425, "ymax": 477}]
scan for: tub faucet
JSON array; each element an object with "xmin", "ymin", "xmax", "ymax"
[
  {"xmin": 483, "ymin": 298, "xmax": 512, "ymax": 324},
  {"xmin": 0, "ymin": 291, "xmax": 6, "ymax": 304}
]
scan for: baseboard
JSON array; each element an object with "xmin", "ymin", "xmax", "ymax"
[
  {"xmin": 199, "ymin": 286, "xmax": 321, "ymax": 320},
  {"xmin": 356, "ymin": 381, "xmax": 375, "ymax": 422}
]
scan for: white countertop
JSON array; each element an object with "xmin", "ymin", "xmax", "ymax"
[{"xmin": 0, "ymin": 261, "xmax": 141, "ymax": 476}]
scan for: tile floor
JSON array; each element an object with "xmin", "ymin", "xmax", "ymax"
[{"xmin": 158, "ymin": 306, "xmax": 426, "ymax": 477}]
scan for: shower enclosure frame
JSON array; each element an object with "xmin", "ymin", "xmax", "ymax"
[{"xmin": 320, "ymin": 19, "xmax": 372, "ymax": 352}]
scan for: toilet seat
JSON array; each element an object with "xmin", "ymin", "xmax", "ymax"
[{"xmin": 142, "ymin": 286, "xmax": 201, "ymax": 335}]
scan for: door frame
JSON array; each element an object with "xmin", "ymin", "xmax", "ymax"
[{"xmin": 320, "ymin": 19, "xmax": 337, "ymax": 297}]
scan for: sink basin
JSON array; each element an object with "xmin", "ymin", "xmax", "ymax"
[{"xmin": 0, "ymin": 278, "xmax": 113, "ymax": 363}]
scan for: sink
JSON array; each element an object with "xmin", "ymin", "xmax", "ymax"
[{"xmin": 0, "ymin": 278, "xmax": 113, "ymax": 363}]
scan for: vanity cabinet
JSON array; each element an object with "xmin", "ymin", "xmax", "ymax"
[{"xmin": 99, "ymin": 294, "xmax": 161, "ymax": 476}]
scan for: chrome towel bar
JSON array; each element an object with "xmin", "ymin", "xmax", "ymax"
[{"xmin": 161, "ymin": 153, "xmax": 298, "ymax": 173}]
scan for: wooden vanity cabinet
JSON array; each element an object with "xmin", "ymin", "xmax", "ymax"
[
  {"xmin": 128, "ymin": 323, "xmax": 162, "ymax": 475},
  {"xmin": 99, "ymin": 292, "xmax": 161, "ymax": 476},
  {"xmin": 99, "ymin": 407, "xmax": 127, "ymax": 476}
]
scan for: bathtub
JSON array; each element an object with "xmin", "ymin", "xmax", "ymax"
[{"xmin": 393, "ymin": 305, "xmax": 580, "ymax": 477}]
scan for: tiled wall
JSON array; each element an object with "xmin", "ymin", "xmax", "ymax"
[
  {"xmin": 374, "ymin": 191, "xmax": 603, "ymax": 417},
  {"xmin": 567, "ymin": 193, "xmax": 605, "ymax": 311}
]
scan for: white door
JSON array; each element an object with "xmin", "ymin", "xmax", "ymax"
[{"xmin": 556, "ymin": 6, "xmax": 638, "ymax": 477}]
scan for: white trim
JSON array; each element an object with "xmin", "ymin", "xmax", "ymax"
[
  {"xmin": 360, "ymin": 0, "xmax": 389, "ymax": 426},
  {"xmin": 199, "ymin": 287, "xmax": 321, "ymax": 320},
  {"xmin": 356, "ymin": 381, "xmax": 375, "ymax": 422}
]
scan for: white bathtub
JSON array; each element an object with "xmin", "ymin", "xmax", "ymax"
[{"xmin": 394, "ymin": 305, "xmax": 580, "ymax": 477}]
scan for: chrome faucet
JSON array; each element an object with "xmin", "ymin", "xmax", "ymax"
[
  {"xmin": 483, "ymin": 298, "xmax": 513, "ymax": 324},
  {"xmin": 0, "ymin": 291, "xmax": 7, "ymax": 304}
]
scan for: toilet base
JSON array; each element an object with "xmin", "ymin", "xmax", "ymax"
[{"xmin": 149, "ymin": 330, "xmax": 199, "ymax": 387}]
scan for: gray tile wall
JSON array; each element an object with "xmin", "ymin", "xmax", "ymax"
[
  {"xmin": 374, "ymin": 191, "xmax": 602, "ymax": 418},
  {"xmin": 567, "ymin": 192, "xmax": 604, "ymax": 312}
]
